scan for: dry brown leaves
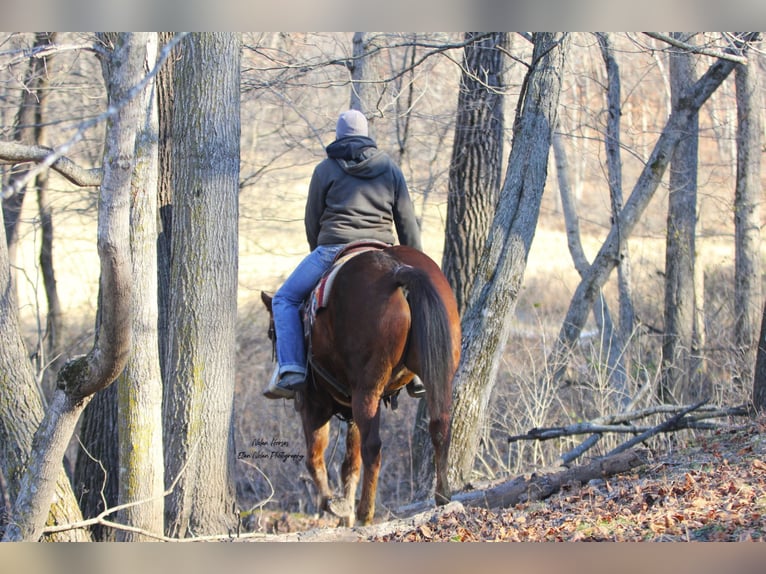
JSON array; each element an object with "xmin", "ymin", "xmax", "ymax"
[{"xmin": 370, "ymin": 418, "xmax": 766, "ymax": 542}]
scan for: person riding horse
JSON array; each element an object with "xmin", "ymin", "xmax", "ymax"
[{"xmin": 264, "ymin": 109, "xmax": 425, "ymax": 400}]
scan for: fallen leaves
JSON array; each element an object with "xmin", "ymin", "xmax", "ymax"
[{"xmin": 367, "ymin": 419, "xmax": 766, "ymax": 542}]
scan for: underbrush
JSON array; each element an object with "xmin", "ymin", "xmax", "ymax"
[{"xmin": 232, "ymin": 259, "xmax": 759, "ymax": 522}]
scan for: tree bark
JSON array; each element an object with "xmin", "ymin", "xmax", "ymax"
[
  {"xmin": 156, "ymin": 32, "xmax": 176, "ymax": 390},
  {"xmin": 597, "ymin": 32, "xmax": 635, "ymax": 351},
  {"xmin": 72, "ymin": 384, "xmax": 119, "ymax": 541},
  {"xmin": 752, "ymin": 298, "xmax": 766, "ymax": 411},
  {"xmin": 734, "ymin": 45, "xmax": 763, "ymax": 381},
  {"xmin": 448, "ymin": 33, "xmax": 569, "ymax": 488},
  {"xmin": 3, "ymin": 32, "xmax": 144, "ymax": 542},
  {"xmin": 115, "ymin": 32, "xmax": 165, "ymax": 541},
  {"xmin": 162, "ymin": 32, "xmax": 240, "ymax": 538},
  {"xmin": 349, "ymin": 32, "xmax": 376, "ymax": 126},
  {"xmin": 411, "ymin": 32, "xmax": 508, "ymax": 501},
  {"xmin": 661, "ymin": 32, "xmax": 701, "ymax": 403},
  {"xmin": 0, "ymin": 209, "xmax": 89, "ymax": 542},
  {"xmin": 442, "ymin": 32, "xmax": 507, "ymax": 316}
]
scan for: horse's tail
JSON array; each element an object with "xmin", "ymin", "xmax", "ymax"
[{"xmin": 393, "ymin": 264, "xmax": 454, "ymax": 411}]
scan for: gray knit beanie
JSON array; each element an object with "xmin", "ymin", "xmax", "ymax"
[{"xmin": 335, "ymin": 109, "xmax": 368, "ymax": 139}]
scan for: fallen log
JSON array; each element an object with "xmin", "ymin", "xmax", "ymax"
[
  {"xmin": 454, "ymin": 448, "xmax": 649, "ymax": 510},
  {"xmin": 245, "ymin": 448, "xmax": 650, "ymax": 542}
]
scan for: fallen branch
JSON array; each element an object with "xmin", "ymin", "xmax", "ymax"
[
  {"xmin": 509, "ymin": 402, "xmax": 749, "ymax": 442},
  {"xmin": 601, "ymin": 400, "xmax": 707, "ymax": 458},
  {"xmin": 243, "ymin": 448, "xmax": 644, "ymax": 541},
  {"xmin": 455, "ymin": 449, "xmax": 649, "ymax": 511}
]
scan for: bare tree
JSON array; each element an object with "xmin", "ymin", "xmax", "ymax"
[
  {"xmin": 162, "ymin": 32, "xmax": 241, "ymax": 538},
  {"xmin": 734, "ymin": 41, "xmax": 763, "ymax": 381},
  {"xmin": 442, "ymin": 32, "xmax": 508, "ymax": 316},
  {"xmin": 660, "ymin": 33, "xmax": 702, "ymax": 403},
  {"xmin": 544, "ymin": 34, "xmax": 755, "ymax": 395},
  {"xmin": 2, "ymin": 33, "xmax": 55, "ymax": 280},
  {"xmin": 115, "ymin": 32, "xmax": 164, "ymax": 541},
  {"xmin": 448, "ymin": 33, "xmax": 569, "ymax": 488},
  {"xmin": 597, "ymin": 32, "xmax": 635, "ymax": 351},
  {"xmin": 411, "ymin": 32, "xmax": 508, "ymax": 499},
  {"xmin": 0, "ymin": 203, "xmax": 89, "ymax": 542},
  {"xmin": 3, "ymin": 32, "xmax": 146, "ymax": 542}
]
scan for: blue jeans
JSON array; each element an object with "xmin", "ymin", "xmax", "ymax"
[{"xmin": 272, "ymin": 244, "xmax": 344, "ymax": 376}]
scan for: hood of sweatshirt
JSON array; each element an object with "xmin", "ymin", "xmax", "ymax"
[{"xmin": 325, "ymin": 136, "xmax": 390, "ymax": 179}]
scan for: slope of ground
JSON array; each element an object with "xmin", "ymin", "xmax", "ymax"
[{"xmin": 245, "ymin": 415, "xmax": 766, "ymax": 542}]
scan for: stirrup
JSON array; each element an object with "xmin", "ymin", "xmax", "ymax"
[{"xmin": 263, "ymin": 367, "xmax": 295, "ymax": 400}]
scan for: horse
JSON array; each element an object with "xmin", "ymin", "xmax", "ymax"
[{"xmin": 261, "ymin": 244, "xmax": 461, "ymax": 526}]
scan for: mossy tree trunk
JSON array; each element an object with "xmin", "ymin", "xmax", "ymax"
[
  {"xmin": 114, "ymin": 32, "xmax": 164, "ymax": 541},
  {"xmin": 447, "ymin": 33, "xmax": 569, "ymax": 488},
  {"xmin": 413, "ymin": 32, "xmax": 508, "ymax": 500},
  {"xmin": 2, "ymin": 32, "xmax": 145, "ymax": 542},
  {"xmin": 162, "ymin": 32, "xmax": 241, "ymax": 538},
  {"xmin": 0, "ymin": 207, "xmax": 89, "ymax": 542}
]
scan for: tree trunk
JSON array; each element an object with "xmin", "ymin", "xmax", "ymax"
[
  {"xmin": 3, "ymin": 32, "xmax": 144, "ymax": 542},
  {"xmin": 442, "ymin": 32, "xmax": 507, "ymax": 316},
  {"xmin": 661, "ymin": 33, "xmax": 701, "ymax": 403},
  {"xmin": 734, "ymin": 45, "xmax": 763, "ymax": 382},
  {"xmin": 156, "ymin": 32, "xmax": 176, "ymax": 388},
  {"xmin": 411, "ymin": 32, "xmax": 508, "ymax": 501},
  {"xmin": 113, "ymin": 32, "xmax": 165, "ymax": 542},
  {"xmin": 72, "ymin": 384, "xmax": 119, "ymax": 541},
  {"xmin": 448, "ymin": 33, "xmax": 569, "ymax": 488},
  {"xmin": 752, "ymin": 298, "xmax": 766, "ymax": 411},
  {"xmin": 553, "ymin": 128, "xmax": 629, "ymax": 407},
  {"xmin": 349, "ymin": 32, "xmax": 375, "ymax": 123},
  {"xmin": 544, "ymin": 35, "xmax": 754, "ymax": 390},
  {"xmin": 0, "ymin": 208, "xmax": 89, "ymax": 542},
  {"xmin": 162, "ymin": 33, "xmax": 240, "ymax": 538},
  {"xmin": 597, "ymin": 32, "xmax": 635, "ymax": 348}
]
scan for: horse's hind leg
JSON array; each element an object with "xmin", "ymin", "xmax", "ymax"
[
  {"xmin": 327, "ymin": 420, "xmax": 361, "ymax": 527},
  {"xmin": 352, "ymin": 394, "xmax": 382, "ymax": 526}
]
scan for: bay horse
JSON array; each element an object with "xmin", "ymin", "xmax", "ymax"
[{"xmin": 261, "ymin": 244, "xmax": 460, "ymax": 526}]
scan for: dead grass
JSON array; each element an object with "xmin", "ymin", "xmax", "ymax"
[{"xmin": 9, "ymin": 151, "xmax": 759, "ymax": 530}]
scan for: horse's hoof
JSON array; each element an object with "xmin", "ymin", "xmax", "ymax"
[
  {"xmin": 326, "ymin": 497, "xmax": 354, "ymax": 519},
  {"xmin": 435, "ymin": 491, "xmax": 451, "ymax": 506}
]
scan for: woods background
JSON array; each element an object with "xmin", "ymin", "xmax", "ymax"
[{"xmin": 1, "ymin": 32, "xmax": 764, "ymax": 541}]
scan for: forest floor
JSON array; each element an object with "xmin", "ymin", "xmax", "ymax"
[{"xmin": 248, "ymin": 414, "xmax": 766, "ymax": 542}]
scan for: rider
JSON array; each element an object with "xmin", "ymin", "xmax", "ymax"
[{"xmin": 264, "ymin": 109, "xmax": 426, "ymax": 400}]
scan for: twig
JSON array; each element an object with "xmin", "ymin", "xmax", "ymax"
[{"xmin": 41, "ymin": 436, "xmax": 199, "ymax": 539}]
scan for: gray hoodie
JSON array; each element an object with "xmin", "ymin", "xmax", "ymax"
[{"xmin": 304, "ymin": 136, "xmax": 422, "ymax": 252}]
